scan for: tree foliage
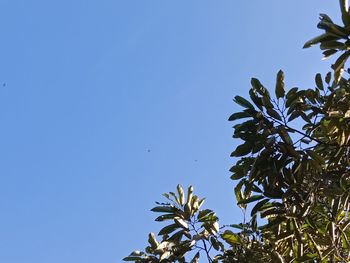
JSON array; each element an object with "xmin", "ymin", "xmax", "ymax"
[{"xmin": 124, "ymin": 2, "xmax": 350, "ymax": 262}]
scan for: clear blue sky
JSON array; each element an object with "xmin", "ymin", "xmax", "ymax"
[{"xmin": 0, "ymin": 1, "xmax": 339, "ymax": 262}]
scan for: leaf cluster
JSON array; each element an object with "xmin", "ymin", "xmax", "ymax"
[{"xmin": 125, "ymin": 2, "xmax": 350, "ymax": 262}]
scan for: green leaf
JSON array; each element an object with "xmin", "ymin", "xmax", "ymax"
[
  {"xmin": 221, "ymin": 230, "xmax": 242, "ymax": 246},
  {"xmin": 230, "ymin": 171, "xmax": 246, "ymax": 180},
  {"xmin": 340, "ymin": 0, "xmax": 350, "ymax": 26},
  {"xmin": 319, "ymin": 13, "xmax": 334, "ymax": 24},
  {"xmin": 251, "ymin": 78, "xmax": 270, "ymax": 97},
  {"xmin": 325, "ymin": 71, "xmax": 332, "ymax": 84},
  {"xmin": 148, "ymin": 232, "xmax": 159, "ymax": 248},
  {"xmin": 303, "ymin": 33, "xmax": 336, "ymax": 48},
  {"xmin": 231, "ymin": 142, "xmax": 252, "ymax": 157},
  {"xmin": 169, "ymin": 192, "xmax": 180, "ymax": 205},
  {"xmin": 237, "ymin": 195, "xmax": 264, "ymax": 205},
  {"xmin": 264, "ymin": 188, "xmax": 285, "ymax": 199},
  {"xmin": 233, "ymin": 96, "xmax": 255, "ymax": 110},
  {"xmin": 249, "ymin": 89, "xmax": 264, "ymax": 111},
  {"xmin": 286, "ymin": 87, "xmax": 298, "ymax": 99},
  {"xmin": 174, "ymin": 218, "xmax": 189, "ymax": 229},
  {"xmin": 318, "ymin": 20, "xmax": 348, "ymax": 38},
  {"xmin": 278, "ymin": 126, "xmax": 293, "ymax": 145},
  {"xmin": 315, "ymin": 73, "xmax": 324, "ymax": 90},
  {"xmin": 251, "ymin": 198, "xmax": 270, "ymax": 217},
  {"xmin": 158, "ymin": 223, "xmax": 179, "ymax": 235},
  {"xmin": 168, "ymin": 230, "xmax": 184, "ymax": 243},
  {"xmin": 123, "ymin": 256, "xmax": 141, "ymax": 261},
  {"xmin": 155, "ymin": 214, "xmax": 176, "ymax": 221},
  {"xmin": 275, "ymin": 70, "xmax": 285, "ymax": 99},
  {"xmin": 151, "ymin": 206, "xmax": 176, "ymax": 213},
  {"xmin": 332, "ymin": 50, "xmax": 350, "ymax": 82},
  {"xmin": 177, "ymin": 184, "xmax": 185, "ymax": 205},
  {"xmin": 262, "ymin": 94, "xmax": 273, "ymax": 108},
  {"xmin": 323, "ymin": 49, "xmax": 338, "ymax": 59},
  {"xmin": 266, "ymin": 108, "xmax": 282, "ymax": 121},
  {"xmin": 320, "ymin": 40, "xmax": 345, "ymax": 50},
  {"xmin": 186, "ymin": 185, "xmax": 193, "ymax": 205},
  {"xmin": 228, "ymin": 111, "xmax": 251, "ymax": 121},
  {"xmin": 234, "ymin": 180, "xmax": 245, "ymax": 209},
  {"xmin": 123, "ymin": 251, "xmax": 144, "ymax": 261},
  {"xmin": 210, "ymin": 236, "xmax": 221, "ymax": 251},
  {"xmin": 203, "ymin": 220, "xmax": 219, "ymax": 235},
  {"xmin": 197, "ymin": 209, "xmax": 214, "ymax": 221}
]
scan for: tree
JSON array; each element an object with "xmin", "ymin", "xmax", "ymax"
[{"xmin": 124, "ymin": 1, "xmax": 350, "ymax": 262}]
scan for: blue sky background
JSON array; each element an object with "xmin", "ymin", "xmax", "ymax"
[{"xmin": 0, "ymin": 1, "xmax": 340, "ymax": 262}]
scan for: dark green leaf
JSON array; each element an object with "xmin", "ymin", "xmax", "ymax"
[
  {"xmin": 332, "ymin": 50, "xmax": 350, "ymax": 82},
  {"xmin": 228, "ymin": 111, "xmax": 251, "ymax": 121},
  {"xmin": 303, "ymin": 33, "xmax": 336, "ymax": 48},
  {"xmin": 319, "ymin": 13, "xmax": 334, "ymax": 24},
  {"xmin": 320, "ymin": 40, "xmax": 345, "ymax": 50},
  {"xmin": 262, "ymin": 95, "xmax": 273, "ymax": 108},
  {"xmin": 323, "ymin": 49, "xmax": 338, "ymax": 59},
  {"xmin": 158, "ymin": 223, "xmax": 179, "ymax": 235},
  {"xmin": 315, "ymin": 73, "xmax": 324, "ymax": 90},
  {"xmin": 234, "ymin": 180, "xmax": 245, "ymax": 209},
  {"xmin": 278, "ymin": 126, "xmax": 293, "ymax": 145},
  {"xmin": 231, "ymin": 142, "xmax": 252, "ymax": 157},
  {"xmin": 251, "ymin": 78, "xmax": 270, "ymax": 97},
  {"xmin": 251, "ymin": 199, "xmax": 270, "ymax": 217},
  {"xmin": 340, "ymin": 0, "xmax": 350, "ymax": 26},
  {"xmin": 237, "ymin": 195, "xmax": 264, "ymax": 205},
  {"xmin": 325, "ymin": 71, "xmax": 332, "ymax": 84},
  {"xmin": 168, "ymin": 230, "xmax": 184, "ymax": 243},
  {"xmin": 249, "ymin": 89, "xmax": 264, "ymax": 111},
  {"xmin": 210, "ymin": 237, "xmax": 221, "ymax": 251},
  {"xmin": 266, "ymin": 108, "xmax": 282, "ymax": 121},
  {"xmin": 155, "ymin": 214, "xmax": 176, "ymax": 221},
  {"xmin": 230, "ymin": 171, "xmax": 246, "ymax": 180},
  {"xmin": 123, "ymin": 256, "xmax": 141, "ymax": 261},
  {"xmin": 318, "ymin": 20, "xmax": 348, "ymax": 38},
  {"xmin": 286, "ymin": 87, "xmax": 298, "ymax": 99},
  {"xmin": 151, "ymin": 206, "xmax": 176, "ymax": 213},
  {"xmin": 275, "ymin": 70, "xmax": 285, "ymax": 99},
  {"xmin": 233, "ymin": 96, "xmax": 255, "ymax": 110},
  {"xmin": 197, "ymin": 209, "xmax": 214, "ymax": 221}
]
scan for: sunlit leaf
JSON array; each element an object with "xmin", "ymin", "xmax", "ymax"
[{"xmin": 221, "ymin": 230, "xmax": 242, "ymax": 246}]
